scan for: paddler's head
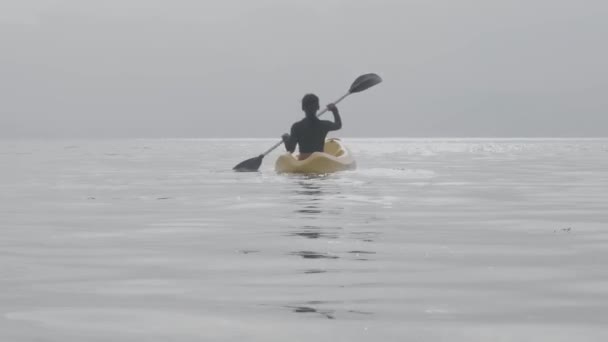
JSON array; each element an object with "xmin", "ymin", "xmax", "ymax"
[{"xmin": 301, "ymin": 93, "xmax": 320, "ymax": 119}]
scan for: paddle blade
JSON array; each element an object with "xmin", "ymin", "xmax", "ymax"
[
  {"xmin": 349, "ymin": 73, "xmax": 383, "ymax": 94},
  {"xmin": 233, "ymin": 155, "xmax": 264, "ymax": 172}
]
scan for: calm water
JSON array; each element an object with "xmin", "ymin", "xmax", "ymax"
[{"xmin": 1, "ymin": 138, "xmax": 608, "ymax": 341}]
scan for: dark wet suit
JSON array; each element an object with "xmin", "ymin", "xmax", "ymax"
[{"xmin": 283, "ymin": 111, "xmax": 342, "ymax": 155}]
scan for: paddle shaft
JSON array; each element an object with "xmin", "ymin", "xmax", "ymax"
[{"xmin": 261, "ymin": 92, "xmax": 351, "ymax": 157}]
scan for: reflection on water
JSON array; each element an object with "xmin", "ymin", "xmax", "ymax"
[
  {"xmin": 288, "ymin": 225, "xmax": 340, "ymax": 239},
  {"xmin": 348, "ymin": 250, "xmax": 376, "ymax": 261},
  {"xmin": 287, "ymin": 305, "xmax": 373, "ymax": 320},
  {"xmin": 289, "ymin": 178, "xmax": 343, "ymax": 247},
  {"xmin": 287, "ymin": 305, "xmax": 335, "ymax": 320},
  {"xmin": 296, "ymin": 206, "xmax": 322, "ymax": 214},
  {"xmin": 304, "ymin": 269, "xmax": 327, "ymax": 274},
  {"xmin": 293, "ymin": 181, "xmax": 324, "ymax": 215},
  {"xmin": 290, "ymin": 230, "xmax": 324, "ymax": 239},
  {"xmin": 289, "ymin": 251, "xmax": 339, "ymax": 259},
  {"xmin": 283, "ymin": 176, "xmax": 377, "ymax": 319},
  {"xmin": 237, "ymin": 249, "xmax": 260, "ymax": 254},
  {"xmin": 350, "ymin": 231, "xmax": 381, "ymax": 243}
]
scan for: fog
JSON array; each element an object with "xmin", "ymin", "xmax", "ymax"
[{"xmin": 1, "ymin": 0, "xmax": 607, "ymax": 138}]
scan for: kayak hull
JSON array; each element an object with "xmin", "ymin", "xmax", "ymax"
[{"xmin": 275, "ymin": 138, "xmax": 356, "ymax": 174}]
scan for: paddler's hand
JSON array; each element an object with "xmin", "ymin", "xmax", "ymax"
[
  {"xmin": 327, "ymin": 103, "xmax": 338, "ymax": 113},
  {"xmin": 281, "ymin": 133, "xmax": 290, "ymax": 143}
]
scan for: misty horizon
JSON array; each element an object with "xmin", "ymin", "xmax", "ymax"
[{"xmin": 2, "ymin": 0, "xmax": 607, "ymax": 139}]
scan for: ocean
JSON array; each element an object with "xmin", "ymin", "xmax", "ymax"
[{"xmin": 1, "ymin": 138, "xmax": 607, "ymax": 341}]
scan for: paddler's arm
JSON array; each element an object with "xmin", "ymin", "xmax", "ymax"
[
  {"xmin": 326, "ymin": 103, "xmax": 342, "ymax": 131},
  {"xmin": 282, "ymin": 124, "xmax": 297, "ymax": 153}
]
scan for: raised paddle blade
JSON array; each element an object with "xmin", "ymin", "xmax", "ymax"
[
  {"xmin": 349, "ymin": 73, "xmax": 383, "ymax": 94},
  {"xmin": 233, "ymin": 155, "xmax": 264, "ymax": 172}
]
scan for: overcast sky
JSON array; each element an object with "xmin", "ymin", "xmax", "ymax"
[{"xmin": 1, "ymin": 0, "xmax": 607, "ymax": 138}]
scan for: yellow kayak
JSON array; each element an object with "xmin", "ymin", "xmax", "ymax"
[{"xmin": 275, "ymin": 138, "xmax": 356, "ymax": 174}]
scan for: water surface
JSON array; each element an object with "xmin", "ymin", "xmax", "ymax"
[{"xmin": 1, "ymin": 138, "xmax": 607, "ymax": 341}]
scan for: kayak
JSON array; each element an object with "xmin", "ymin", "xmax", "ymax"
[{"xmin": 275, "ymin": 138, "xmax": 356, "ymax": 174}]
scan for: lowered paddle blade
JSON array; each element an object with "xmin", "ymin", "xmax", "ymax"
[
  {"xmin": 349, "ymin": 73, "xmax": 383, "ymax": 94},
  {"xmin": 233, "ymin": 155, "xmax": 264, "ymax": 172}
]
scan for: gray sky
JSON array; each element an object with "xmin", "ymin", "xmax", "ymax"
[{"xmin": 1, "ymin": 0, "xmax": 607, "ymax": 138}]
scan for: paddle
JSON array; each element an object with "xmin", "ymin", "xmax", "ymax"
[{"xmin": 233, "ymin": 73, "xmax": 383, "ymax": 172}]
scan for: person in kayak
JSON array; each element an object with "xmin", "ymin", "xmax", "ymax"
[{"xmin": 281, "ymin": 93, "xmax": 342, "ymax": 160}]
